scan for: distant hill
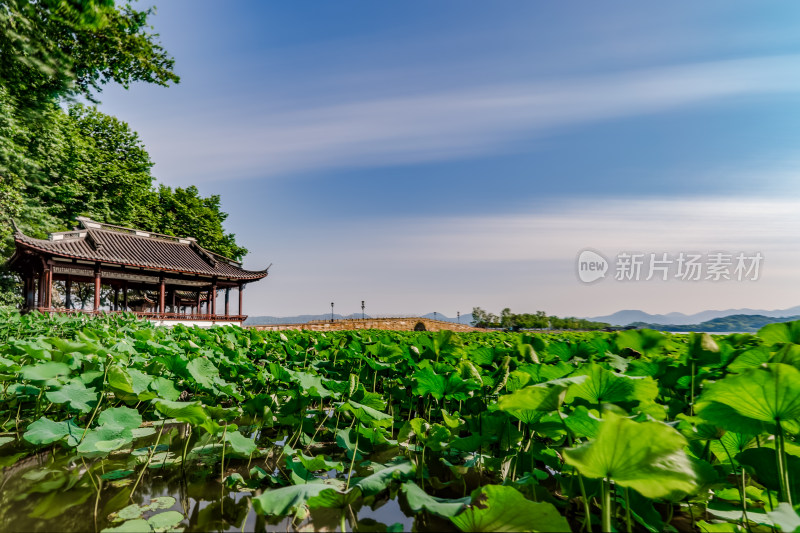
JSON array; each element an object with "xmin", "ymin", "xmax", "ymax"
[
  {"xmin": 630, "ymin": 314, "xmax": 800, "ymax": 333},
  {"xmin": 244, "ymin": 312, "xmax": 475, "ymax": 327},
  {"xmin": 420, "ymin": 312, "xmax": 474, "ymax": 325},
  {"xmin": 589, "ymin": 306, "xmax": 800, "ymax": 326},
  {"xmin": 244, "ymin": 313, "xmax": 364, "ymax": 326}
]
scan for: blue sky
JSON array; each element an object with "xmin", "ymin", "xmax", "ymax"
[{"xmin": 97, "ymin": 2, "xmax": 800, "ymax": 318}]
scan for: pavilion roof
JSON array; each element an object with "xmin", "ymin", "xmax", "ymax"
[{"xmin": 11, "ymin": 217, "xmax": 268, "ymax": 282}]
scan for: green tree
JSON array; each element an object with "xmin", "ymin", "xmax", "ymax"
[
  {"xmin": 29, "ymin": 104, "xmax": 155, "ymax": 230},
  {"xmin": 0, "ymin": 0, "xmax": 178, "ymax": 107},
  {"xmin": 140, "ymin": 185, "xmax": 248, "ymax": 261}
]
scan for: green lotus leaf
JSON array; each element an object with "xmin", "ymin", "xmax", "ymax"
[
  {"xmin": 142, "ymin": 497, "xmax": 177, "ymax": 511},
  {"xmin": 413, "ymin": 366, "xmax": 446, "ymax": 399},
  {"xmin": 306, "ymin": 487, "xmax": 362, "ymax": 510},
  {"xmin": 563, "ymin": 412, "xmax": 697, "ymax": 499},
  {"xmin": 112, "ymin": 503, "xmax": 143, "ymax": 522},
  {"xmin": 697, "ymin": 363, "xmax": 800, "ymax": 432},
  {"xmin": 252, "ymin": 484, "xmax": 331, "ymax": 516},
  {"xmin": 565, "ymin": 363, "xmax": 657, "ymax": 405},
  {"xmin": 101, "ymin": 519, "xmax": 149, "ymax": 533},
  {"xmin": 737, "ymin": 448, "xmax": 800, "ymax": 501},
  {"xmin": 147, "ymin": 510, "xmax": 184, "ymax": 531},
  {"xmin": 77, "ymin": 426, "xmax": 133, "ymax": 454},
  {"xmin": 564, "ymin": 405, "xmax": 601, "ymax": 439},
  {"xmin": 767, "ymin": 503, "xmax": 800, "ymax": 533},
  {"xmin": 98, "ymin": 406, "xmax": 142, "ymax": 432},
  {"xmin": 187, "ymin": 357, "xmax": 219, "ymax": 390},
  {"xmin": 20, "ymin": 362, "xmax": 71, "ymax": 382},
  {"xmin": 727, "ymin": 347, "xmax": 771, "ymax": 373},
  {"xmin": 149, "ymin": 377, "xmax": 181, "ymax": 401},
  {"xmin": 450, "ymin": 484, "xmax": 569, "ymax": 532},
  {"xmin": 298, "ymin": 453, "xmax": 344, "ymax": 472},
  {"xmin": 355, "ymin": 459, "xmax": 414, "ymax": 496},
  {"xmin": 687, "ymin": 332, "xmax": 721, "ymax": 365},
  {"xmin": 771, "ymin": 344, "xmax": 800, "ymax": 368},
  {"xmin": 614, "ymin": 328, "xmax": 670, "ymax": 357},
  {"xmin": 401, "ymin": 482, "xmax": 470, "ymax": 518},
  {"xmin": 286, "ymin": 369, "xmax": 332, "ymax": 398},
  {"xmin": 24, "ymin": 417, "xmax": 74, "ymax": 445},
  {"xmin": 496, "ymin": 384, "xmax": 565, "ymax": 420},
  {"xmin": 44, "ymin": 380, "xmax": 98, "ymax": 413},
  {"xmin": 340, "ymin": 400, "xmax": 392, "ymax": 428},
  {"xmin": 153, "ymin": 399, "xmax": 219, "ymax": 434},
  {"xmin": 223, "ymin": 429, "xmax": 257, "ymax": 456},
  {"xmin": 100, "ymin": 469, "xmax": 134, "ymax": 481},
  {"xmin": 758, "ymin": 320, "xmax": 800, "ymax": 346}
]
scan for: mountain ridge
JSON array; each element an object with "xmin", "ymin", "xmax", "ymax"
[{"xmin": 588, "ymin": 306, "xmax": 800, "ymax": 326}]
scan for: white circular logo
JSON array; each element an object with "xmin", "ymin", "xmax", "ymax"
[{"xmin": 577, "ymin": 249, "xmax": 608, "ymax": 283}]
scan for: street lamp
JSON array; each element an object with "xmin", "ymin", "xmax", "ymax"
[
  {"xmin": 331, "ymin": 302, "xmax": 334, "ymax": 323},
  {"xmin": 457, "ymin": 311, "xmax": 460, "ymax": 324},
  {"xmin": 361, "ymin": 300, "xmax": 365, "ymax": 320}
]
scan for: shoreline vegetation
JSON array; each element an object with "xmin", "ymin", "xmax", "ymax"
[
  {"xmin": 471, "ymin": 307, "xmax": 611, "ymax": 330},
  {"xmin": 2, "ymin": 308, "xmax": 800, "ymax": 531}
]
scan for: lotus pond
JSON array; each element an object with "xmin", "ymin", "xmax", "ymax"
[{"xmin": 3, "ymin": 310, "xmax": 800, "ymax": 532}]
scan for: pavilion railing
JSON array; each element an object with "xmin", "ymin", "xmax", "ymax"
[{"xmin": 36, "ymin": 308, "xmax": 247, "ymax": 322}]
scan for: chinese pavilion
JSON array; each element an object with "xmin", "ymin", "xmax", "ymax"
[{"xmin": 7, "ymin": 217, "xmax": 268, "ymax": 326}]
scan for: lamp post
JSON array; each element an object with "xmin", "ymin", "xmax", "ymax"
[
  {"xmin": 457, "ymin": 311, "xmax": 460, "ymax": 324},
  {"xmin": 331, "ymin": 302, "xmax": 334, "ymax": 323},
  {"xmin": 361, "ymin": 300, "xmax": 365, "ymax": 320}
]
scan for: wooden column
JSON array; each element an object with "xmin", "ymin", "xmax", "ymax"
[
  {"xmin": 195, "ymin": 291, "xmax": 201, "ymax": 318},
  {"xmin": 211, "ymin": 284, "xmax": 217, "ymax": 317},
  {"xmin": 46, "ymin": 269, "xmax": 53, "ymax": 309},
  {"xmin": 37, "ymin": 271, "xmax": 45, "ymax": 309},
  {"xmin": 123, "ymin": 282, "xmax": 128, "ymax": 312},
  {"xmin": 113, "ymin": 287, "xmax": 119, "ymax": 311},
  {"xmin": 171, "ymin": 289, "xmax": 176, "ymax": 314},
  {"xmin": 225, "ymin": 288, "xmax": 230, "ymax": 317},
  {"xmin": 238, "ymin": 283, "xmax": 243, "ymax": 316},
  {"xmin": 22, "ymin": 276, "xmax": 29, "ymax": 310},
  {"xmin": 93, "ymin": 269, "xmax": 101, "ymax": 312},
  {"xmin": 65, "ymin": 276, "xmax": 72, "ymax": 310},
  {"xmin": 159, "ymin": 277, "xmax": 166, "ymax": 314}
]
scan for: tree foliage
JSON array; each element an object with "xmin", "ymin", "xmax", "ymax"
[
  {"xmin": 0, "ymin": 0, "xmax": 247, "ymax": 304},
  {"xmin": 0, "ymin": 0, "xmax": 178, "ymax": 106},
  {"xmin": 471, "ymin": 306, "xmax": 610, "ymax": 330}
]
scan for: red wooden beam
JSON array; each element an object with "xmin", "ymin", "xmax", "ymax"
[{"xmin": 93, "ymin": 269, "xmax": 101, "ymax": 311}]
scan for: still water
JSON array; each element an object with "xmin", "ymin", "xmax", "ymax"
[{"xmin": 0, "ymin": 425, "xmax": 452, "ymax": 532}]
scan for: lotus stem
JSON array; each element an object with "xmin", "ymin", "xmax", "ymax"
[
  {"xmin": 776, "ymin": 420, "xmax": 792, "ymax": 505},
  {"xmin": 625, "ymin": 487, "xmax": 632, "ymax": 533},
  {"xmin": 345, "ymin": 422, "xmax": 359, "ymax": 491},
  {"xmin": 720, "ymin": 437, "xmax": 749, "ymax": 527},
  {"xmin": 756, "ymin": 436, "xmax": 779, "ymax": 533},
  {"xmin": 130, "ymin": 422, "xmax": 164, "ymax": 500},
  {"xmin": 690, "ymin": 361, "xmax": 696, "ymax": 416},
  {"xmin": 602, "ymin": 478, "xmax": 612, "ymax": 533},
  {"xmin": 181, "ymin": 424, "xmax": 192, "ymax": 469},
  {"xmin": 578, "ymin": 475, "xmax": 592, "ymax": 533}
]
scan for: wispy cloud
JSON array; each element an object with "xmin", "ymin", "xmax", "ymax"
[
  {"xmin": 143, "ymin": 54, "xmax": 800, "ymax": 183},
  {"xmin": 244, "ymin": 197, "xmax": 800, "ymax": 317}
]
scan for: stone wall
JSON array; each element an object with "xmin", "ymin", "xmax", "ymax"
[{"xmin": 247, "ymin": 317, "xmax": 480, "ymax": 332}]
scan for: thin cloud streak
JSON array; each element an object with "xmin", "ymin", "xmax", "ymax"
[
  {"xmin": 147, "ymin": 54, "xmax": 800, "ymax": 183},
  {"xmin": 244, "ymin": 197, "xmax": 800, "ymax": 316}
]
